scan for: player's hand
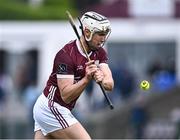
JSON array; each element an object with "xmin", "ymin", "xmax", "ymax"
[
  {"xmin": 85, "ymin": 60, "xmax": 98, "ymax": 80},
  {"xmin": 93, "ymin": 68, "xmax": 104, "ymax": 83}
]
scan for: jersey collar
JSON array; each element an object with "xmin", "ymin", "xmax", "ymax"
[{"xmin": 76, "ymin": 40, "xmax": 92, "ymax": 59}]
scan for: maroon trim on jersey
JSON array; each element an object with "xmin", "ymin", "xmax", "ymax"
[{"xmin": 49, "ymin": 100, "xmax": 69, "ymax": 129}]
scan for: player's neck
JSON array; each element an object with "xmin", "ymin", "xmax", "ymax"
[{"xmin": 80, "ymin": 38, "xmax": 91, "ymax": 54}]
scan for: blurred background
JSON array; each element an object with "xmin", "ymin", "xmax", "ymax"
[{"xmin": 1, "ymin": 0, "xmax": 180, "ymax": 139}]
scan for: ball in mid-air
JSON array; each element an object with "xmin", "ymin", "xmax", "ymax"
[{"xmin": 140, "ymin": 80, "xmax": 150, "ymax": 90}]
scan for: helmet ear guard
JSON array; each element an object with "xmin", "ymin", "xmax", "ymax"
[{"xmin": 78, "ymin": 17, "xmax": 91, "ymax": 45}]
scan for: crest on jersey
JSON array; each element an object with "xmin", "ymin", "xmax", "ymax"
[{"xmin": 58, "ymin": 63, "xmax": 67, "ymax": 74}]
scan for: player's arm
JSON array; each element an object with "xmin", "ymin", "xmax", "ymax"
[
  {"xmin": 57, "ymin": 77, "xmax": 88, "ymax": 104},
  {"xmin": 94, "ymin": 63, "xmax": 114, "ymax": 91},
  {"xmin": 57, "ymin": 60, "xmax": 97, "ymax": 104}
]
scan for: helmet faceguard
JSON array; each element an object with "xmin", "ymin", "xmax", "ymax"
[{"xmin": 80, "ymin": 11, "xmax": 111, "ymax": 47}]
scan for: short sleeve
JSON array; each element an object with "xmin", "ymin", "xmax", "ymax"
[
  {"xmin": 98, "ymin": 48, "xmax": 108, "ymax": 64},
  {"xmin": 54, "ymin": 50, "xmax": 74, "ymax": 79}
]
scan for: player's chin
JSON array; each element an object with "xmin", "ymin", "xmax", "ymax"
[
  {"xmin": 91, "ymin": 46, "xmax": 100, "ymax": 51},
  {"xmin": 95, "ymin": 44, "xmax": 103, "ymax": 49}
]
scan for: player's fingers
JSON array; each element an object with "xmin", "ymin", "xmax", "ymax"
[
  {"xmin": 94, "ymin": 71, "xmax": 104, "ymax": 83},
  {"xmin": 86, "ymin": 65, "xmax": 98, "ymax": 73},
  {"xmin": 85, "ymin": 60, "xmax": 94, "ymax": 66},
  {"xmin": 95, "ymin": 76, "xmax": 103, "ymax": 83},
  {"xmin": 94, "ymin": 69, "xmax": 103, "ymax": 76},
  {"xmin": 88, "ymin": 65, "xmax": 98, "ymax": 71},
  {"xmin": 96, "ymin": 74, "xmax": 104, "ymax": 80},
  {"xmin": 86, "ymin": 68, "xmax": 97, "ymax": 76},
  {"xmin": 89, "ymin": 69, "xmax": 97, "ymax": 75}
]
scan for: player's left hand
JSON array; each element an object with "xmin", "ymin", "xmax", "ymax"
[{"xmin": 93, "ymin": 68, "xmax": 104, "ymax": 83}]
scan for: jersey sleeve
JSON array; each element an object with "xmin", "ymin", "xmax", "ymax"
[
  {"xmin": 98, "ymin": 48, "xmax": 109, "ymax": 64},
  {"xmin": 54, "ymin": 49, "xmax": 74, "ymax": 79}
]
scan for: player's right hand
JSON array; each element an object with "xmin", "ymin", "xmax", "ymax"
[{"xmin": 85, "ymin": 60, "xmax": 98, "ymax": 80}]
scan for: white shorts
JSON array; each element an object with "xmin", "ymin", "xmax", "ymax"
[{"xmin": 33, "ymin": 93, "xmax": 78, "ymax": 136}]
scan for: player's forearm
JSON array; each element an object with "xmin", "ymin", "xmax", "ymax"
[
  {"xmin": 61, "ymin": 77, "xmax": 89, "ymax": 104},
  {"xmin": 102, "ymin": 76, "xmax": 114, "ymax": 91},
  {"xmin": 98, "ymin": 64, "xmax": 114, "ymax": 91}
]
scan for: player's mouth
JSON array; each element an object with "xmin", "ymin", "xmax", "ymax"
[{"xmin": 97, "ymin": 42, "xmax": 104, "ymax": 47}]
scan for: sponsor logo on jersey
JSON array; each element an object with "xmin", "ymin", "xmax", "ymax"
[{"xmin": 58, "ymin": 63, "xmax": 67, "ymax": 74}]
